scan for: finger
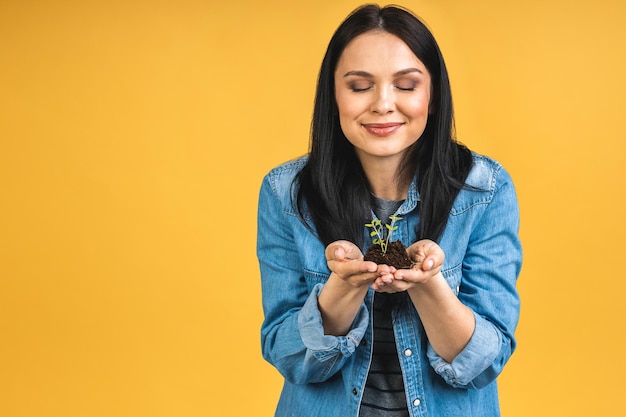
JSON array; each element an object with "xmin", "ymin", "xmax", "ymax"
[
  {"xmin": 406, "ymin": 244, "xmax": 425, "ymax": 264},
  {"xmin": 363, "ymin": 261, "xmax": 378, "ymax": 273},
  {"xmin": 374, "ymin": 278, "xmax": 407, "ymax": 293},
  {"xmin": 373, "ymin": 283, "xmax": 397, "ymax": 293},
  {"xmin": 333, "ymin": 246, "xmax": 346, "ymax": 262},
  {"xmin": 407, "ymin": 241, "xmax": 444, "ymax": 268},
  {"xmin": 333, "ymin": 259, "xmax": 378, "ymax": 277},
  {"xmin": 376, "ymin": 264, "xmax": 394, "ymax": 275},
  {"xmin": 376, "ymin": 273, "xmax": 394, "ymax": 285},
  {"xmin": 326, "ymin": 240, "xmax": 365, "ymax": 262},
  {"xmin": 421, "ymin": 257, "xmax": 435, "ymax": 271},
  {"xmin": 393, "ymin": 268, "xmax": 424, "ymax": 283},
  {"xmin": 421, "ymin": 242, "xmax": 444, "ymax": 265},
  {"xmin": 325, "ymin": 242, "xmax": 342, "ymax": 261}
]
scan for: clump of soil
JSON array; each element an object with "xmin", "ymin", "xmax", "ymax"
[{"xmin": 364, "ymin": 240, "xmax": 414, "ymax": 269}]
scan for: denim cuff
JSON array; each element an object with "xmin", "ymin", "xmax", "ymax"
[
  {"xmin": 427, "ymin": 311, "xmax": 501, "ymax": 388},
  {"xmin": 298, "ymin": 283, "xmax": 369, "ymax": 362}
]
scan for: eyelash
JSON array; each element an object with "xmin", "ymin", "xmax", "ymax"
[
  {"xmin": 395, "ymin": 81, "xmax": 418, "ymax": 91},
  {"xmin": 348, "ymin": 83, "xmax": 417, "ymax": 93},
  {"xmin": 349, "ymin": 84, "xmax": 372, "ymax": 92}
]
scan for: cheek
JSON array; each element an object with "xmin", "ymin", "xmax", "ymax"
[
  {"xmin": 338, "ymin": 113, "xmax": 357, "ymax": 144},
  {"xmin": 335, "ymin": 91, "xmax": 369, "ymax": 120},
  {"xmin": 335, "ymin": 97, "xmax": 361, "ymax": 143},
  {"xmin": 401, "ymin": 95, "xmax": 430, "ymax": 118},
  {"xmin": 335, "ymin": 97, "xmax": 351, "ymax": 121}
]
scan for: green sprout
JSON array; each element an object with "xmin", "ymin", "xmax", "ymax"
[{"xmin": 365, "ymin": 215, "xmax": 402, "ymax": 254}]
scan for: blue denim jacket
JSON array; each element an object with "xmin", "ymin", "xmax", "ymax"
[{"xmin": 257, "ymin": 153, "xmax": 522, "ymax": 417}]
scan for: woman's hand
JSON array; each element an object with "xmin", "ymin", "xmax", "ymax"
[
  {"xmin": 372, "ymin": 239, "xmax": 444, "ymax": 292},
  {"xmin": 371, "ymin": 240, "xmax": 473, "ymax": 361},
  {"xmin": 319, "ymin": 240, "xmax": 392, "ymax": 335},
  {"xmin": 325, "ymin": 240, "xmax": 391, "ymax": 288}
]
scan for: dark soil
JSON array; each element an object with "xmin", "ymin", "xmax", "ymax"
[{"xmin": 363, "ymin": 240, "xmax": 414, "ymax": 269}]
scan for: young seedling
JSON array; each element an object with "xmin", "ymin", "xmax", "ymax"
[{"xmin": 365, "ymin": 215, "xmax": 402, "ymax": 255}]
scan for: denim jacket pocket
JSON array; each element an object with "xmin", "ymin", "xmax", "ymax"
[
  {"xmin": 303, "ymin": 268, "xmax": 329, "ymax": 293},
  {"xmin": 442, "ymin": 263, "xmax": 462, "ymax": 296}
]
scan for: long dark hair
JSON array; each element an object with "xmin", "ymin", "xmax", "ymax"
[{"xmin": 295, "ymin": 4, "xmax": 473, "ymax": 247}]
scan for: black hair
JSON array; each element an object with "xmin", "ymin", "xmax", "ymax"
[{"xmin": 295, "ymin": 4, "xmax": 473, "ymax": 247}]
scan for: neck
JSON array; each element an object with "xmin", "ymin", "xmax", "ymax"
[{"xmin": 359, "ymin": 154, "xmax": 412, "ymax": 201}]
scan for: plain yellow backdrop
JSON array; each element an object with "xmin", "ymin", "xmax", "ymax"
[{"xmin": 1, "ymin": 0, "xmax": 625, "ymax": 416}]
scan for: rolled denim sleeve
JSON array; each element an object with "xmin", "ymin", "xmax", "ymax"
[
  {"xmin": 258, "ymin": 167, "xmax": 368, "ymax": 385},
  {"xmin": 298, "ymin": 283, "xmax": 369, "ymax": 360},
  {"xmin": 427, "ymin": 312, "xmax": 502, "ymax": 388},
  {"xmin": 427, "ymin": 163, "xmax": 522, "ymax": 388}
]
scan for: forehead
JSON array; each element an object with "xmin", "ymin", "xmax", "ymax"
[{"xmin": 336, "ymin": 30, "xmax": 426, "ymax": 73}]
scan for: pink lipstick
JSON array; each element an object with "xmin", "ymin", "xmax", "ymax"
[{"xmin": 362, "ymin": 123, "xmax": 403, "ymax": 137}]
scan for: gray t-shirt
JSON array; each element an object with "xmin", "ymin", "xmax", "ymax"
[{"xmin": 359, "ymin": 195, "xmax": 409, "ymax": 417}]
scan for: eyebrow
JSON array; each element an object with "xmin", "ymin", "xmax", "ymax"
[{"xmin": 342, "ymin": 68, "xmax": 423, "ymax": 78}]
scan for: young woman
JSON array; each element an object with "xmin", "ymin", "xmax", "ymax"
[{"xmin": 257, "ymin": 4, "xmax": 522, "ymax": 416}]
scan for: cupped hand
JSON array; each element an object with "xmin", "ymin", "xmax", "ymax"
[
  {"xmin": 326, "ymin": 240, "xmax": 393, "ymax": 288},
  {"xmin": 372, "ymin": 239, "xmax": 444, "ymax": 292}
]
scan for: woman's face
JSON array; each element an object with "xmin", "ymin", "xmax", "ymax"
[{"xmin": 334, "ymin": 30, "xmax": 432, "ymax": 166}]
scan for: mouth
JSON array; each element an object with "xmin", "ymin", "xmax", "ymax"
[{"xmin": 361, "ymin": 123, "xmax": 404, "ymax": 137}]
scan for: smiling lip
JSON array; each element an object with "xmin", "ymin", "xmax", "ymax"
[{"xmin": 362, "ymin": 123, "xmax": 404, "ymax": 137}]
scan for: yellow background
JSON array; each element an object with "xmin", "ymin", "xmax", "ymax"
[{"xmin": 1, "ymin": 0, "xmax": 624, "ymax": 416}]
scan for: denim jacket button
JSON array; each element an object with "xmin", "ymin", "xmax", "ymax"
[
  {"xmin": 413, "ymin": 398, "xmax": 421, "ymax": 407},
  {"xmin": 404, "ymin": 349, "xmax": 412, "ymax": 357},
  {"xmin": 352, "ymin": 388, "xmax": 358, "ymax": 395}
]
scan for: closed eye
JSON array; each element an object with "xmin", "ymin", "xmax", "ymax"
[
  {"xmin": 348, "ymin": 82, "xmax": 373, "ymax": 92},
  {"xmin": 395, "ymin": 80, "xmax": 418, "ymax": 91}
]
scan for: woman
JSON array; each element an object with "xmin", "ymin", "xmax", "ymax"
[{"xmin": 257, "ymin": 4, "xmax": 521, "ymax": 417}]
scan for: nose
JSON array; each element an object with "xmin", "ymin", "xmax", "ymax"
[{"xmin": 370, "ymin": 87, "xmax": 395, "ymax": 114}]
